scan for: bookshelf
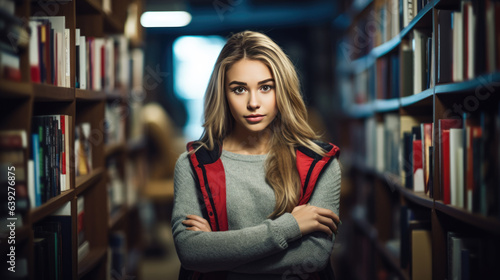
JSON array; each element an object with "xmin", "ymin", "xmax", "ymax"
[
  {"xmin": 0, "ymin": 0, "xmax": 147, "ymax": 279},
  {"xmin": 335, "ymin": 0, "xmax": 500, "ymax": 279}
]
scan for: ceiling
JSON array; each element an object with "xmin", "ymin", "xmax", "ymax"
[{"xmin": 143, "ymin": 0, "xmax": 339, "ymax": 34}]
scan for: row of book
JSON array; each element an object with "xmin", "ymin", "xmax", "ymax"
[
  {"xmin": 29, "ymin": 17, "xmax": 71, "ymax": 87},
  {"xmin": 437, "ymin": 0, "xmax": 500, "ymax": 84},
  {"xmin": 339, "ymin": 0, "xmax": 432, "ymax": 62},
  {"xmin": 392, "ymin": 206, "xmax": 500, "ymax": 279},
  {"xmin": 30, "ymin": 115, "xmax": 71, "ymax": 206},
  {"xmin": 28, "ymin": 16, "xmax": 131, "ymax": 91},
  {"xmin": 33, "ymin": 203, "xmax": 72, "ymax": 280},
  {"xmin": 75, "ymin": 32, "xmax": 131, "ymax": 92},
  {"xmin": 437, "ymin": 111, "xmax": 500, "ymax": 217},
  {"xmin": 360, "ymin": 107, "xmax": 500, "ymax": 218},
  {"xmin": 341, "ymin": 27, "xmax": 433, "ymax": 104}
]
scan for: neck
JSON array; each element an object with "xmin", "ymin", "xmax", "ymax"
[{"xmin": 223, "ymin": 127, "xmax": 272, "ymax": 155}]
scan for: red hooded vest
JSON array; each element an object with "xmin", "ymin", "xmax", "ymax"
[{"xmin": 180, "ymin": 141, "xmax": 340, "ymax": 280}]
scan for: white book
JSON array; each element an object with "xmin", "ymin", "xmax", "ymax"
[
  {"xmin": 116, "ymin": 36, "xmax": 129, "ymax": 89},
  {"xmin": 28, "ymin": 21, "xmax": 40, "ymax": 82},
  {"xmin": 64, "ymin": 29, "xmax": 70, "ymax": 87},
  {"xmin": 449, "ymin": 128, "xmax": 464, "ymax": 208},
  {"xmin": 27, "ymin": 159, "xmax": 35, "ymax": 209},
  {"xmin": 75, "ymin": 29, "xmax": 80, "ymax": 88},
  {"xmin": 78, "ymin": 240, "xmax": 90, "ymax": 262},
  {"xmin": 412, "ymin": 29, "xmax": 424, "ymax": 94},
  {"xmin": 365, "ymin": 118, "xmax": 376, "ymax": 169},
  {"xmin": 79, "ymin": 36, "xmax": 87, "ymax": 89},
  {"xmin": 93, "ymin": 38, "xmax": 104, "ymax": 91},
  {"xmin": 466, "ymin": 2, "xmax": 475, "ymax": 80},
  {"xmin": 486, "ymin": 0, "xmax": 496, "ymax": 73},
  {"xmin": 452, "ymin": 11, "xmax": 463, "ymax": 82},
  {"xmin": 105, "ymin": 38, "xmax": 114, "ymax": 92},
  {"xmin": 56, "ymin": 31, "xmax": 63, "ymax": 86},
  {"xmin": 403, "ymin": 0, "xmax": 414, "ymax": 27},
  {"xmin": 376, "ymin": 123, "xmax": 385, "ymax": 172}
]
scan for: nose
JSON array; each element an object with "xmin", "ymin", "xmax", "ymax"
[{"xmin": 247, "ymin": 91, "xmax": 261, "ymax": 110}]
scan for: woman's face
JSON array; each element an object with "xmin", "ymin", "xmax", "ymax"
[{"xmin": 225, "ymin": 59, "xmax": 279, "ymax": 134}]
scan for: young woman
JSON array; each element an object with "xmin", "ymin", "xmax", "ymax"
[{"xmin": 171, "ymin": 31, "xmax": 341, "ymax": 280}]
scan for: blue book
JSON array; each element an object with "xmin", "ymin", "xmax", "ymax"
[{"xmin": 32, "ymin": 133, "xmax": 41, "ymax": 207}]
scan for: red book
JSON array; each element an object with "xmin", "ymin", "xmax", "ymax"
[{"xmin": 439, "ymin": 119, "xmax": 462, "ymax": 204}]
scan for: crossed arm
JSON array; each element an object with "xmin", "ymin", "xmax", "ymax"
[{"xmin": 171, "ymin": 153, "xmax": 341, "ymax": 274}]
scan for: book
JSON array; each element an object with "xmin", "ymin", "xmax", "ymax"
[
  {"xmin": 75, "ymin": 122, "xmax": 92, "ymax": 176},
  {"xmin": 411, "ymin": 229, "xmax": 432, "ymax": 280},
  {"xmin": 449, "ymin": 128, "xmax": 464, "ymax": 207},
  {"xmin": 438, "ymin": 119, "xmax": 462, "ymax": 204}
]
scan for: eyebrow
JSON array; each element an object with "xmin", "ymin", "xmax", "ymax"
[{"xmin": 228, "ymin": 78, "xmax": 275, "ymax": 86}]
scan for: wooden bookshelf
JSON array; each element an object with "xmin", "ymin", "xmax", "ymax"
[
  {"xmin": 334, "ymin": 0, "xmax": 500, "ymax": 279},
  {"xmin": 0, "ymin": 80, "xmax": 33, "ymax": 99},
  {"xmin": 0, "ymin": 0, "xmax": 147, "ymax": 279}
]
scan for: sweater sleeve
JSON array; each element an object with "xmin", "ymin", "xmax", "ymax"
[
  {"xmin": 229, "ymin": 157, "xmax": 342, "ymax": 275},
  {"xmin": 171, "ymin": 152, "xmax": 302, "ymax": 273}
]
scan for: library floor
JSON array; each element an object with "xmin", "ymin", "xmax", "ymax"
[{"xmin": 138, "ymin": 221, "xmax": 181, "ymax": 280}]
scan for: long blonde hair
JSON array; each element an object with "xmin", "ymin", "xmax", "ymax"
[{"xmin": 196, "ymin": 31, "xmax": 326, "ymax": 218}]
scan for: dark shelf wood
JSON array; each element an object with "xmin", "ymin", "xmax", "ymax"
[
  {"xmin": 77, "ymin": 247, "xmax": 107, "ymax": 278},
  {"xmin": 76, "ymin": 89, "xmax": 106, "ymax": 102},
  {"xmin": 104, "ymin": 13, "xmax": 124, "ymax": 33},
  {"xmin": 435, "ymin": 72, "xmax": 500, "ymax": 95},
  {"xmin": 434, "ymin": 201, "xmax": 500, "ymax": 235},
  {"xmin": 109, "ymin": 205, "xmax": 127, "ymax": 230},
  {"xmin": 33, "ymin": 84, "xmax": 74, "ymax": 102},
  {"xmin": 30, "ymin": 189, "xmax": 75, "ymax": 223},
  {"xmin": 371, "ymin": 35, "xmax": 401, "ymax": 58},
  {"xmin": 374, "ymin": 98, "xmax": 400, "ymax": 113},
  {"xmin": 398, "ymin": 186, "xmax": 434, "ymax": 209},
  {"xmin": 353, "ymin": 217, "xmax": 410, "ymax": 280},
  {"xmin": 75, "ymin": 167, "xmax": 105, "ymax": 196},
  {"xmin": 400, "ymin": 88, "xmax": 434, "ymax": 108},
  {"xmin": 0, "ymin": 80, "xmax": 33, "ymax": 99},
  {"xmin": 75, "ymin": 0, "xmax": 102, "ymax": 14},
  {"xmin": 105, "ymin": 142, "xmax": 126, "ymax": 158},
  {"xmin": 374, "ymin": 239, "xmax": 410, "ymax": 280}
]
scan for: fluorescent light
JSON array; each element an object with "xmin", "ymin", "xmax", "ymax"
[{"xmin": 140, "ymin": 11, "xmax": 192, "ymax": 28}]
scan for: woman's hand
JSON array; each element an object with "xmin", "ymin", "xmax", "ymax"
[
  {"xmin": 291, "ymin": 204, "xmax": 340, "ymax": 237},
  {"xmin": 182, "ymin": 215, "xmax": 212, "ymax": 232}
]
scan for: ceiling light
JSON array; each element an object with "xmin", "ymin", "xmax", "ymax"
[{"xmin": 140, "ymin": 11, "xmax": 192, "ymax": 28}]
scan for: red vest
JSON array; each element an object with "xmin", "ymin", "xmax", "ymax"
[{"xmin": 181, "ymin": 141, "xmax": 340, "ymax": 280}]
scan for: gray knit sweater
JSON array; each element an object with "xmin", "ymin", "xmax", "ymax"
[{"xmin": 171, "ymin": 149, "xmax": 341, "ymax": 279}]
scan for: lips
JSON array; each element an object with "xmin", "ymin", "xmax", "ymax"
[{"xmin": 244, "ymin": 114, "xmax": 265, "ymax": 123}]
